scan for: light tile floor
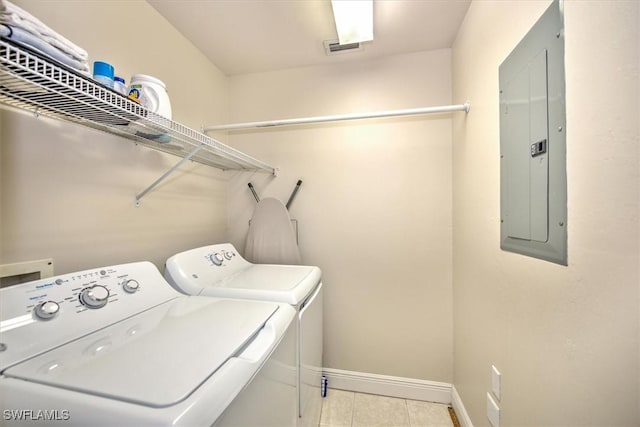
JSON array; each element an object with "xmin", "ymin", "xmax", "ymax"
[{"xmin": 319, "ymin": 389, "xmax": 454, "ymax": 427}]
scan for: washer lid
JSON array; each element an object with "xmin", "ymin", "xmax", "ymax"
[{"xmin": 2, "ymin": 297, "xmax": 278, "ymax": 408}]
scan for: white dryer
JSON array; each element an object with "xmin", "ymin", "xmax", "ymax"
[
  {"xmin": 165, "ymin": 243, "xmax": 323, "ymax": 427},
  {"xmin": 0, "ymin": 262, "xmax": 297, "ymax": 426}
]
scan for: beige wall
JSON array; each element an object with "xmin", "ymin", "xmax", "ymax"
[
  {"xmin": 452, "ymin": 1, "xmax": 639, "ymax": 425},
  {"xmin": 3, "ymin": 3, "xmax": 638, "ymax": 421},
  {"xmin": 222, "ymin": 49, "xmax": 454, "ymax": 382},
  {"xmin": 1, "ymin": 1, "xmax": 230, "ymax": 273}
]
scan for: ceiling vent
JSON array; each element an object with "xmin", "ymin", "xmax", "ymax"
[{"xmin": 323, "ymin": 39, "xmax": 364, "ymax": 56}]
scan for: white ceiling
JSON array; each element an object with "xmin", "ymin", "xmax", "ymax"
[{"xmin": 147, "ymin": 0, "xmax": 472, "ymax": 76}]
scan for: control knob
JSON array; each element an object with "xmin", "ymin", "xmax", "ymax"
[
  {"xmin": 34, "ymin": 301, "xmax": 60, "ymax": 320},
  {"xmin": 223, "ymin": 251, "xmax": 234, "ymax": 260},
  {"xmin": 208, "ymin": 253, "xmax": 224, "ymax": 266},
  {"xmin": 122, "ymin": 279, "xmax": 140, "ymax": 294},
  {"xmin": 79, "ymin": 285, "xmax": 110, "ymax": 309}
]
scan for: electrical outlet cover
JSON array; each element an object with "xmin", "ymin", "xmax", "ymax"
[
  {"xmin": 492, "ymin": 365, "xmax": 501, "ymax": 400},
  {"xmin": 487, "ymin": 393, "xmax": 500, "ymax": 427}
]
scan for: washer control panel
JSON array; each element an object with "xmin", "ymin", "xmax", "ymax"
[
  {"xmin": 0, "ymin": 262, "xmax": 181, "ymax": 370},
  {"xmin": 5, "ymin": 266, "xmax": 144, "ymax": 319}
]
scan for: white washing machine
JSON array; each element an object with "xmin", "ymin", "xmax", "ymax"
[
  {"xmin": 165, "ymin": 243, "xmax": 323, "ymax": 427},
  {"xmin": 0, "ymin": 261, "xmax": 297, "ymax": 426}
]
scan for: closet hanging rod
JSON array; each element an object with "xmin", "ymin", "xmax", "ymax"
[{"xmin": 204, "ymin": 102, "xmax": 471, "ymax": 132}]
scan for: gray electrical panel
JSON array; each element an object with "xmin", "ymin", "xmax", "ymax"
[{"xmin": 499, "ymin": 0, "xmax": 567, "ymax": 265}]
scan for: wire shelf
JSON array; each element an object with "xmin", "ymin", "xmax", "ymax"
[{"xmin": 0, "ymin": 37, "xmax": 275, "ymax": 174}]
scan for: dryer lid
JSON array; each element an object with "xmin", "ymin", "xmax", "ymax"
[
  {"xmin": 3, "ymin": 297, "xmax": 279, "ymax": 408},
  {"xmin": 222, "ymin": 265, "xmax": 317, "ymax": 291},
  {"xmin": 202, "ymin": 265, "xmax": 321, "ymax": 305}
]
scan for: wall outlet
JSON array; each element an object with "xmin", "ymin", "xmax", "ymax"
[
  {"xmin": 487, "ymin": 392, "xmax": 500, "ymax": 427},
  {"xmin": 491, "ymin": 365, "xmax": 501, "ymax": 400}
]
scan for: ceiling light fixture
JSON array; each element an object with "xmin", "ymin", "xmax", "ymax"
[{"xmin": 330, "ymin": 0, "xmax": 373, "ymax": 45}]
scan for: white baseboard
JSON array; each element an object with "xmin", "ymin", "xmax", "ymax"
[
  {"xmin": 451, "ymin": 386, "xmax": 474, "ymax": 427},
  {"xmin": 322, "ymin": 368, "xmax": 452, "ymax": 404}
]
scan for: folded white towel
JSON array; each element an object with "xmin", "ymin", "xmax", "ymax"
[
  {"xmin": 1, "ymin": 24, "xmax": 90, "ymax": 74},
  {"xmin": 0, "ymin": 0, "xmax": 88, "ymax": 62}
]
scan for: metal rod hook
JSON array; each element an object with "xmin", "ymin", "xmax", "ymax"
[
  {"xmin": 285, "ymin": 180, "xmax": 302, "ymax": 210},
  {"xmin": 248, "ymin": 182, "xmax": 260, "ymax": 203}
]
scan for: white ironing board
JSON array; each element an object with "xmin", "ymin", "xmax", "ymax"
[{"xmin": 245, "ymin": 197, "xmax": 301, "ymax": 265}]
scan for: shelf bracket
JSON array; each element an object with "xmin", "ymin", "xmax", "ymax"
[{"xmin": 135, "ymin": 144, "xmax": 205, "ymax": 207}]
